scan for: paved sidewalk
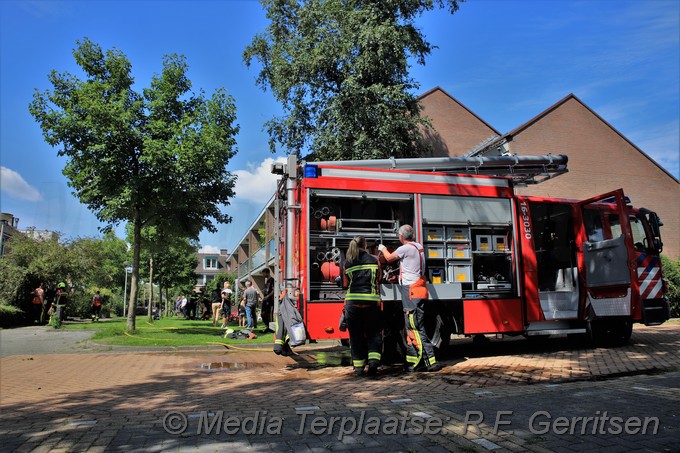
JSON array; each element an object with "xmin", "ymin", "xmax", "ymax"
[
  {"xmin": 1, "ymin": 323, "xmax": 679, "ymax": 452},
  {"xmin": 0, "ymin": 325, "xmax": 98, "ymax": 358}
]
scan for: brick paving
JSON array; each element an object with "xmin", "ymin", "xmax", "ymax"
[{"xmin": 1, "ymin": 322, "xmax": 679, "ymax": 452}]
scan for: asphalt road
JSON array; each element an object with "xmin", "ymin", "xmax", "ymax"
[{"xmin": 0, "ymin": 324, "xmax": 96, "ymax": 357}]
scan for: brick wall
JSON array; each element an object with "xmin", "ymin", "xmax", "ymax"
[{"xmin": 418, "ymin": 88, "xmax": 499, "ymax": 157}]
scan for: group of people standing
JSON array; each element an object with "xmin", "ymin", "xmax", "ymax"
[
  {"xmin": 201, "ymin": 269, "xmax": 275, "ymax": 332},
  {"xmin": 32, "ymin": 281, "xmax": 68, "ymax": 325},
  {"xmin": 239, "ymin": 269, "xmax": 275, "ymax": 332},
  {"xmin": 342, "ymin": 224, "xmax": 442, "ymax": 377},
  {"xmin": 210, "ymin": 281, "xmax": 233, "ymax": 328},
  {"xmin": 30, "ymin": 275, "xmax": 275, "ymax": 330}
]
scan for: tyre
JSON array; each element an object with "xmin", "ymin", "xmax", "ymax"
[{"xmin": 587, "ymin": 319, "xmax": 633, "ymax": 347}]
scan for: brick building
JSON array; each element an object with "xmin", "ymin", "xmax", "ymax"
[
  {"xmin": 419, "ymin": 87, "xmax": 680, "ymax": 258},
  {"xmin": 194, "ymin": 249, "xmax": 230, "ymax": 291},
  {"xmin": 225, "ymin": 202, "xmax": 276, "ymax": 301}
]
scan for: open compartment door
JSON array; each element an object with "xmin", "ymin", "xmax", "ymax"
[{"xmin": 577, "ymin": 189, "xmax": 636, "ymax": 318}]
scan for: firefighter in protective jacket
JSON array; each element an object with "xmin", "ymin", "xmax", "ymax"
[{"xmin": 342, "ymin": 235, "xmax": 383, "ymax": 376}]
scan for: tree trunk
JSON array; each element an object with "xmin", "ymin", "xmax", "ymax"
[
  {"xmin": 147, "ymin": 256, "xmax": 154, "ymax": 322},
  {"xmin": 126, "ymin": 217, "xmax": 141, "ymax": 332},
  {"xmin": 165, "ymin": 286, "xmax": 170, "ymax": 317},
  {"xmin": 158, "ymin": 282, "xmax": 163, "ymax": 318}
]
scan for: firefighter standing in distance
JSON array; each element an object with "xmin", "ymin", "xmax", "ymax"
[
  {"xmin": 260, "ymin": 268, "xmax": 275, "ymax": 333},
  {"xmin": 379, "ymin": 225, "xmax": 442, "ymax": 372},
  {"xmin": 342, "ymin": 235, "xmax": 383, "ymax": 376}
]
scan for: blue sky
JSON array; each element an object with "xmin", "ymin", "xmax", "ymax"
[{"xmin": 1, "ymin": 0, "xmax": 678, "ymax": 256}]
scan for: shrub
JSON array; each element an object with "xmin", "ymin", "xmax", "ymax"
[
  {"xmin": 0, "ymin": 259, "xmax": 27, "ymax": 307},
  {"xmin": 661, "ymin": 255, "xmax": 680, "ymax": 318},
  {"xmin": 66, "ymin": 292, "xmax": 91, "ymax": 318},
  {"xmin": 0, "ymin": 304, "xmax": 27, "ymax": 327}
]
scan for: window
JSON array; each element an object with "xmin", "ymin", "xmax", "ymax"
[
  {"xmin": 629, "ymin": 216, "xmax": 649, "ymax": 251},
  {"xmin": 626, "ymin": 216, "xmax": 644, "ymax": 244},
  {"xmin": 205, "ymin": 256, "xmax": 218, "ymax": 270},
  {"xmin": 583, "ymin": 209, "xmax": 604, "ymax": 242}
]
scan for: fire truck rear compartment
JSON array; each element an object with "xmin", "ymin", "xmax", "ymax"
[
  {"xmin": 307, "ymin": 192, "xmax": 411, "ymax": 297},
  {"xmin": 529, "ymin": 202, "xmax": 580, "ymax": 320}
]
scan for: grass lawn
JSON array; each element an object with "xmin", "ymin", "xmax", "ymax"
[{"xmin": 64, "ymin": 317, "xmax": 274, "ymax": 347}]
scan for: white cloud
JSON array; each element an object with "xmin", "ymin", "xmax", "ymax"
[
  {"xmin": 0, "ymin": 166, "xmax": 42, "ymax": 202},
  {"xmin": 19, "ymin": 1, "xmax": 69, "ymax": 18},
  {"xmin": 198, "ymin": 245, "xmax": 220, "ymax": 254},
  {"xmin": 234, "ymin": 157, "xmax": 287, "ymax": 204}
]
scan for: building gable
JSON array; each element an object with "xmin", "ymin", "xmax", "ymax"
[{"xmin": 418, "ymin": 87, "xmax": 501, "ymax": 157}]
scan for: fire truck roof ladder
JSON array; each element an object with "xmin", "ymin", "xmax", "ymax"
[{"xmin": 310, "ymin": 154, "xmax": 568, "ymax": 185}]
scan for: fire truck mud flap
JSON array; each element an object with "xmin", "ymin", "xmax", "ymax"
[
  {"xmin": 642, "ymin": 298, "xmax": 671, "ymax": 326},
  {"xmin": 425, "ymin": 299, "xmax": 454, "ymax": 359}
]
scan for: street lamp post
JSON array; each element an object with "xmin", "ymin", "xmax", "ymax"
[{"xmin": 123, "ymin": 266, "xmax": 132, "ymax": 317}]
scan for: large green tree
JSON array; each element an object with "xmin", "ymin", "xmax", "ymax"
[
  {"xmin": 30, "ymin": 38, "xmax": 239, "ymax": 331},
  {"xmin": 244, "ymin": 0, "xmax": 463, "ymax": 160}
]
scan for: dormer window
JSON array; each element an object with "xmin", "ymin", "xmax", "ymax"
[{"xmin": 205, "ymin": 256, "xmax": 218, "ymax": 270}]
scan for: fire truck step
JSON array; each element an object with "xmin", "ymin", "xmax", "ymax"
[{"xmin": 525, "ymin": 328, "xmax": 586, "ymax": 336}]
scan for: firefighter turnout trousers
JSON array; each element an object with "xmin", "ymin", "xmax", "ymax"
[
  {"xmin": 345, "ymin": 303, "xmax": 382, "ymax": 369},
  {"xmin": 273, "ymin": 310, "xmax": 291, "ymax": 356},
  {"xmin": 400, "ymin": 286, "xmax": 437, "ymax": 369}
]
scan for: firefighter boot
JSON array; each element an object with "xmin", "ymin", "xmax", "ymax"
[
  {"xmin": 273, "ymin": 342, "xmax": 293, "ymax": 356},
  {"xmin": 366, "ymin": 360, "xmax": 379, "ymax": 376},
  {"xmin": 426, "ymin": 363, "xmax": 442, "ymax": 372}
]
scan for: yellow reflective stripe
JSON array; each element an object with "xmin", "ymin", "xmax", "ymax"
[
  {"xmin": 353, "ymin": 359, "xmax": 366, "ymax": 367},
  {"xmin": 368, "ymin": 352, "xmax": 381, "ymax": 361},
  {"xmin": 345, "ymin": 264, "xmax": 378, "ymax": 273},
  {"xmin": 371, "ymin": 264, "xmax": 377, "ymax": 294},
  {"xmin": 408, "ymin": 313, "xmax": 423, "ymax": 364},
  {"xmin": 345, "ymin": 293, "xmax": 381, "ymax": 301}
]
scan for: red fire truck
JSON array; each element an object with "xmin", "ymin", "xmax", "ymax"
[{"xmin": 270, "ymin": 154, "xmax": 669, "ymax": 353}]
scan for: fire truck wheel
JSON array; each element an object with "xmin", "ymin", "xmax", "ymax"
[
  {"xmin": 587, "ymin": 319, "xmax": 633, "ymax": 347},
  {"xmin": 340, "ymin": 339, "xmax": 349, "ymax": 348}
]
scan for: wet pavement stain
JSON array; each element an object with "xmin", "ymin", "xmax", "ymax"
[
  {"xmin": 196, "ymin": 361, "xmax": 268, "ymax": 372},
  {"xmin": 314, "ymin": 351, "xmax": 353, "ymax": 367},
  {"xmin": 288, "ymin": 350, "xmax": 353, "ymax": 369}
]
